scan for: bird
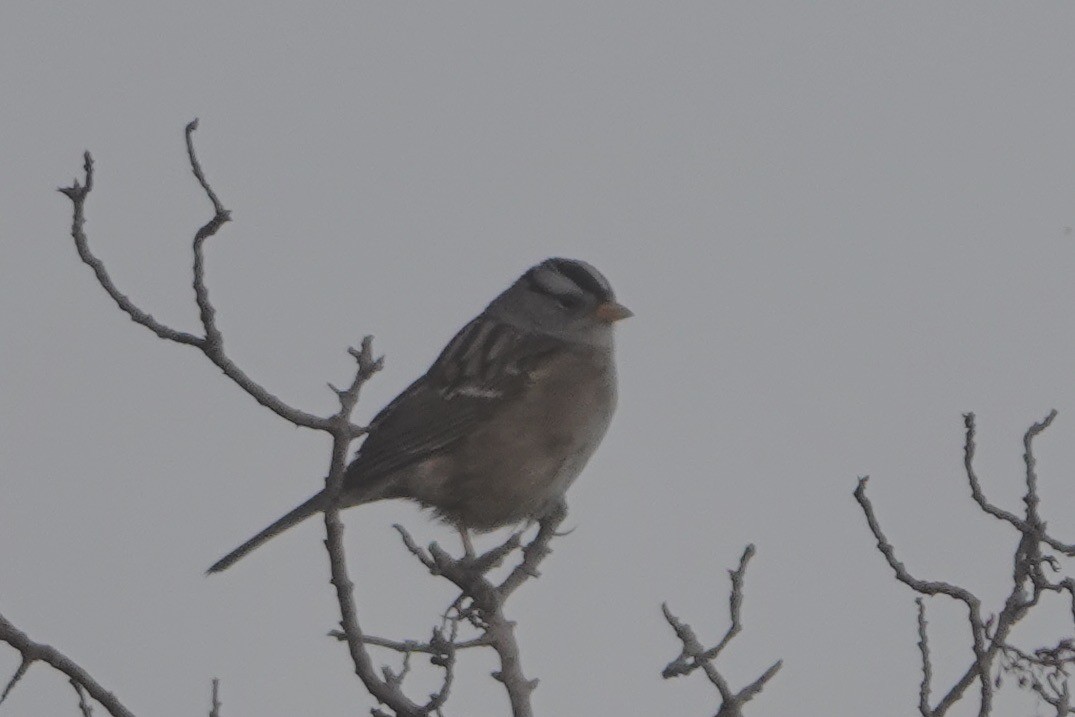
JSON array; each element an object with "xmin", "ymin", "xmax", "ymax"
[{"xmin": 207, "ymin": 258, "xmax": 631, "ymax": 573}]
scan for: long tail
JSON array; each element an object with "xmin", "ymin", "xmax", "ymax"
[{"xmin": 207, "ymin": 492, "xmax": 328, "ymax": 573}]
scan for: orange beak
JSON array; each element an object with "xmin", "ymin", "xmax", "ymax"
[{"xmin": 594, "ymin": 300, "xmax": 634, "ymax": 323}]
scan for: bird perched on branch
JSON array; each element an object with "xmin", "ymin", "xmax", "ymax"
[{"xmin": 208, "ymin": 258, "xmax": 631, "ymax": 573}]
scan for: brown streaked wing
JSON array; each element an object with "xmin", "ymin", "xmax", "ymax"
[{"xmin": 343, "ymin": 317, "xmax": 561, "ymax": 487}]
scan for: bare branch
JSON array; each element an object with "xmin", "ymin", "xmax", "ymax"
[
  {"xmin": 1020, "ymin": 410, "xmax": 1057, "ymax": 529},
  {"xmin": 0, "ymin": 612, "xmax": 135, "ymax": 717},
  {"xmin": 858, "ymin": 411, "xmax": 1075, "ymax": 716},
  {"xmin": 58, "ymin": 126, "xmax": 359, "ymax": 434},
  {"xmin": 420, "ymin": 542, "xmax": 537, "ymax": 717},
  {"xmin": 963, "ymin": 412, "xmax": 1075, "ymax": 556},
  {"xmin": 184, "ymin": 117, "xmax": 230, "ymax": 349},
  {"xmin": 316, "ymin": 338, "xmax": 429, "ymax": 716},
  {"xmin": 57, "ymin": 126, "xmax": 393, "ymax": 713},
  {"xmin": 348, "ymin": 632, "xmax": 489, "ymax": 655},
  {"xmin": 388, "ymin": 520, "xmax": 572, "ymax": 716},
  {"xmin": 209, "ymin": 678, "xmax": 221, "ymax": 717},
  {"xmin": 422, "ymin": 622, "xmax": 458, "ymax": 713},
  {"xmin": 72, "ymin": 680, "xmax": 94, "ymax": 717},
  {"xmin": 384, "ymin": 509, "xmax": 579, "ymax": 716},
  {"xmin": 997, "ymin": 641, "xmax": 1075, "ymax": 716},
  {"xmin": 0, "ymin": 656, "xmax": 30, "ymax": 705},
  {"xmin": 661, "ymin": 545, "xmax": 781, "ymax": 716},
  {"xmin": 728, "ymin": 660, "xmax": 783, "ymax": 715},
  {"xmin": 662, "ymin": 603, "xmax": 734, "ymax": 702},
  {"xmin": 58, "ymin": 152, "xmax": 203, "ymax": 347},
  {"xmin": 393, "ymin": 524, "xmax": 438, "ymax": 572},
  {"xmin": 916, "ymin": 598, "xmax": 933, "ymax": 715},
  {"xmin": 498, "ymin": 502, "xmax": 566, "ymax": 598},
  {"xmin": 854, "ymin": 478, "xmax": 984, "ymax": 609}
]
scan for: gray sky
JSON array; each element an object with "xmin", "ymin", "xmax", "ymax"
[{"xmin": 5, "ymin": 3, "xmax": 1075, "ymax": 715}]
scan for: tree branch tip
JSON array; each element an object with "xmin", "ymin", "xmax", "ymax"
[
  {"xmin": 738, "ymin": 543, "xmax": 756, "ymax": 567},
  {"xmin": 186, "ymin": 118, "xmax": 200, "ymax": 133},
  {"xmin": 346, "ymin": 339, "xmax": 384, "ymax": 374},
  {"xmin": 59, "ymin": 154, "xmax": 94, "ymax": 199},
  {"xmin": 1029, "ymin": 409, "xmax": 1059, "ymax": 434},
  {"xmin": 0, "ymin": 656, "xmax": 31, "ymax": 705},
  {"xmin": 752, "ymin": 659, "xmax": 784, "ymax": 687}
]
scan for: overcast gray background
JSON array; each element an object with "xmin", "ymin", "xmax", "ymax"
[{"xmin": 4, "ymin": 3, "xmax": 1075, "ymax": 716}]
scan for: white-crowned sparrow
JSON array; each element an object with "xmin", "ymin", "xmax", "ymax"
[{"xmin": 208, "ymin": 258, "xmax": 630, "ymax": 572}]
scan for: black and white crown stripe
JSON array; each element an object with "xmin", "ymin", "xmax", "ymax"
[{"xmin": 526, "ymin": 258, "xmax": 615, "ymax": 304}]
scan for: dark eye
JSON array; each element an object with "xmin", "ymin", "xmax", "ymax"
[{"xmin": 556, "ymin": 295, "xmax": 583, "ymax": 310}]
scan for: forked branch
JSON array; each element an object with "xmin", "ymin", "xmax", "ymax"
[
  {"xmin": 57, "ymin": 122, "xmax": 358, "ymax": 435},
  {"xmin": 855, "ymin": 411, "xmax": 1075, "ymax": 716},
  {"xmin": 0, "ymin": 613, "xmax": 134, "ymax": 717},
  {"xmin": 661, "ymin": 545, "xmax": 782, "ymax": 716}
]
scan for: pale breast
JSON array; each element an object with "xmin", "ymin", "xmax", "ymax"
[{"xmin": 407, "ymin": 346, "xmax": 617, "ymax": 530}]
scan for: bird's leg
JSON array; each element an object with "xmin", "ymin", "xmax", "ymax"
[{"xmin": 459, "ymin": 527, "xmax": 476, "ymax": 558}]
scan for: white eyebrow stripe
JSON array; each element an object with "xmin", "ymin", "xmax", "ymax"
[{"xmin": 530, "ymin": 267, "xmax": 583, "ymax": 298}]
